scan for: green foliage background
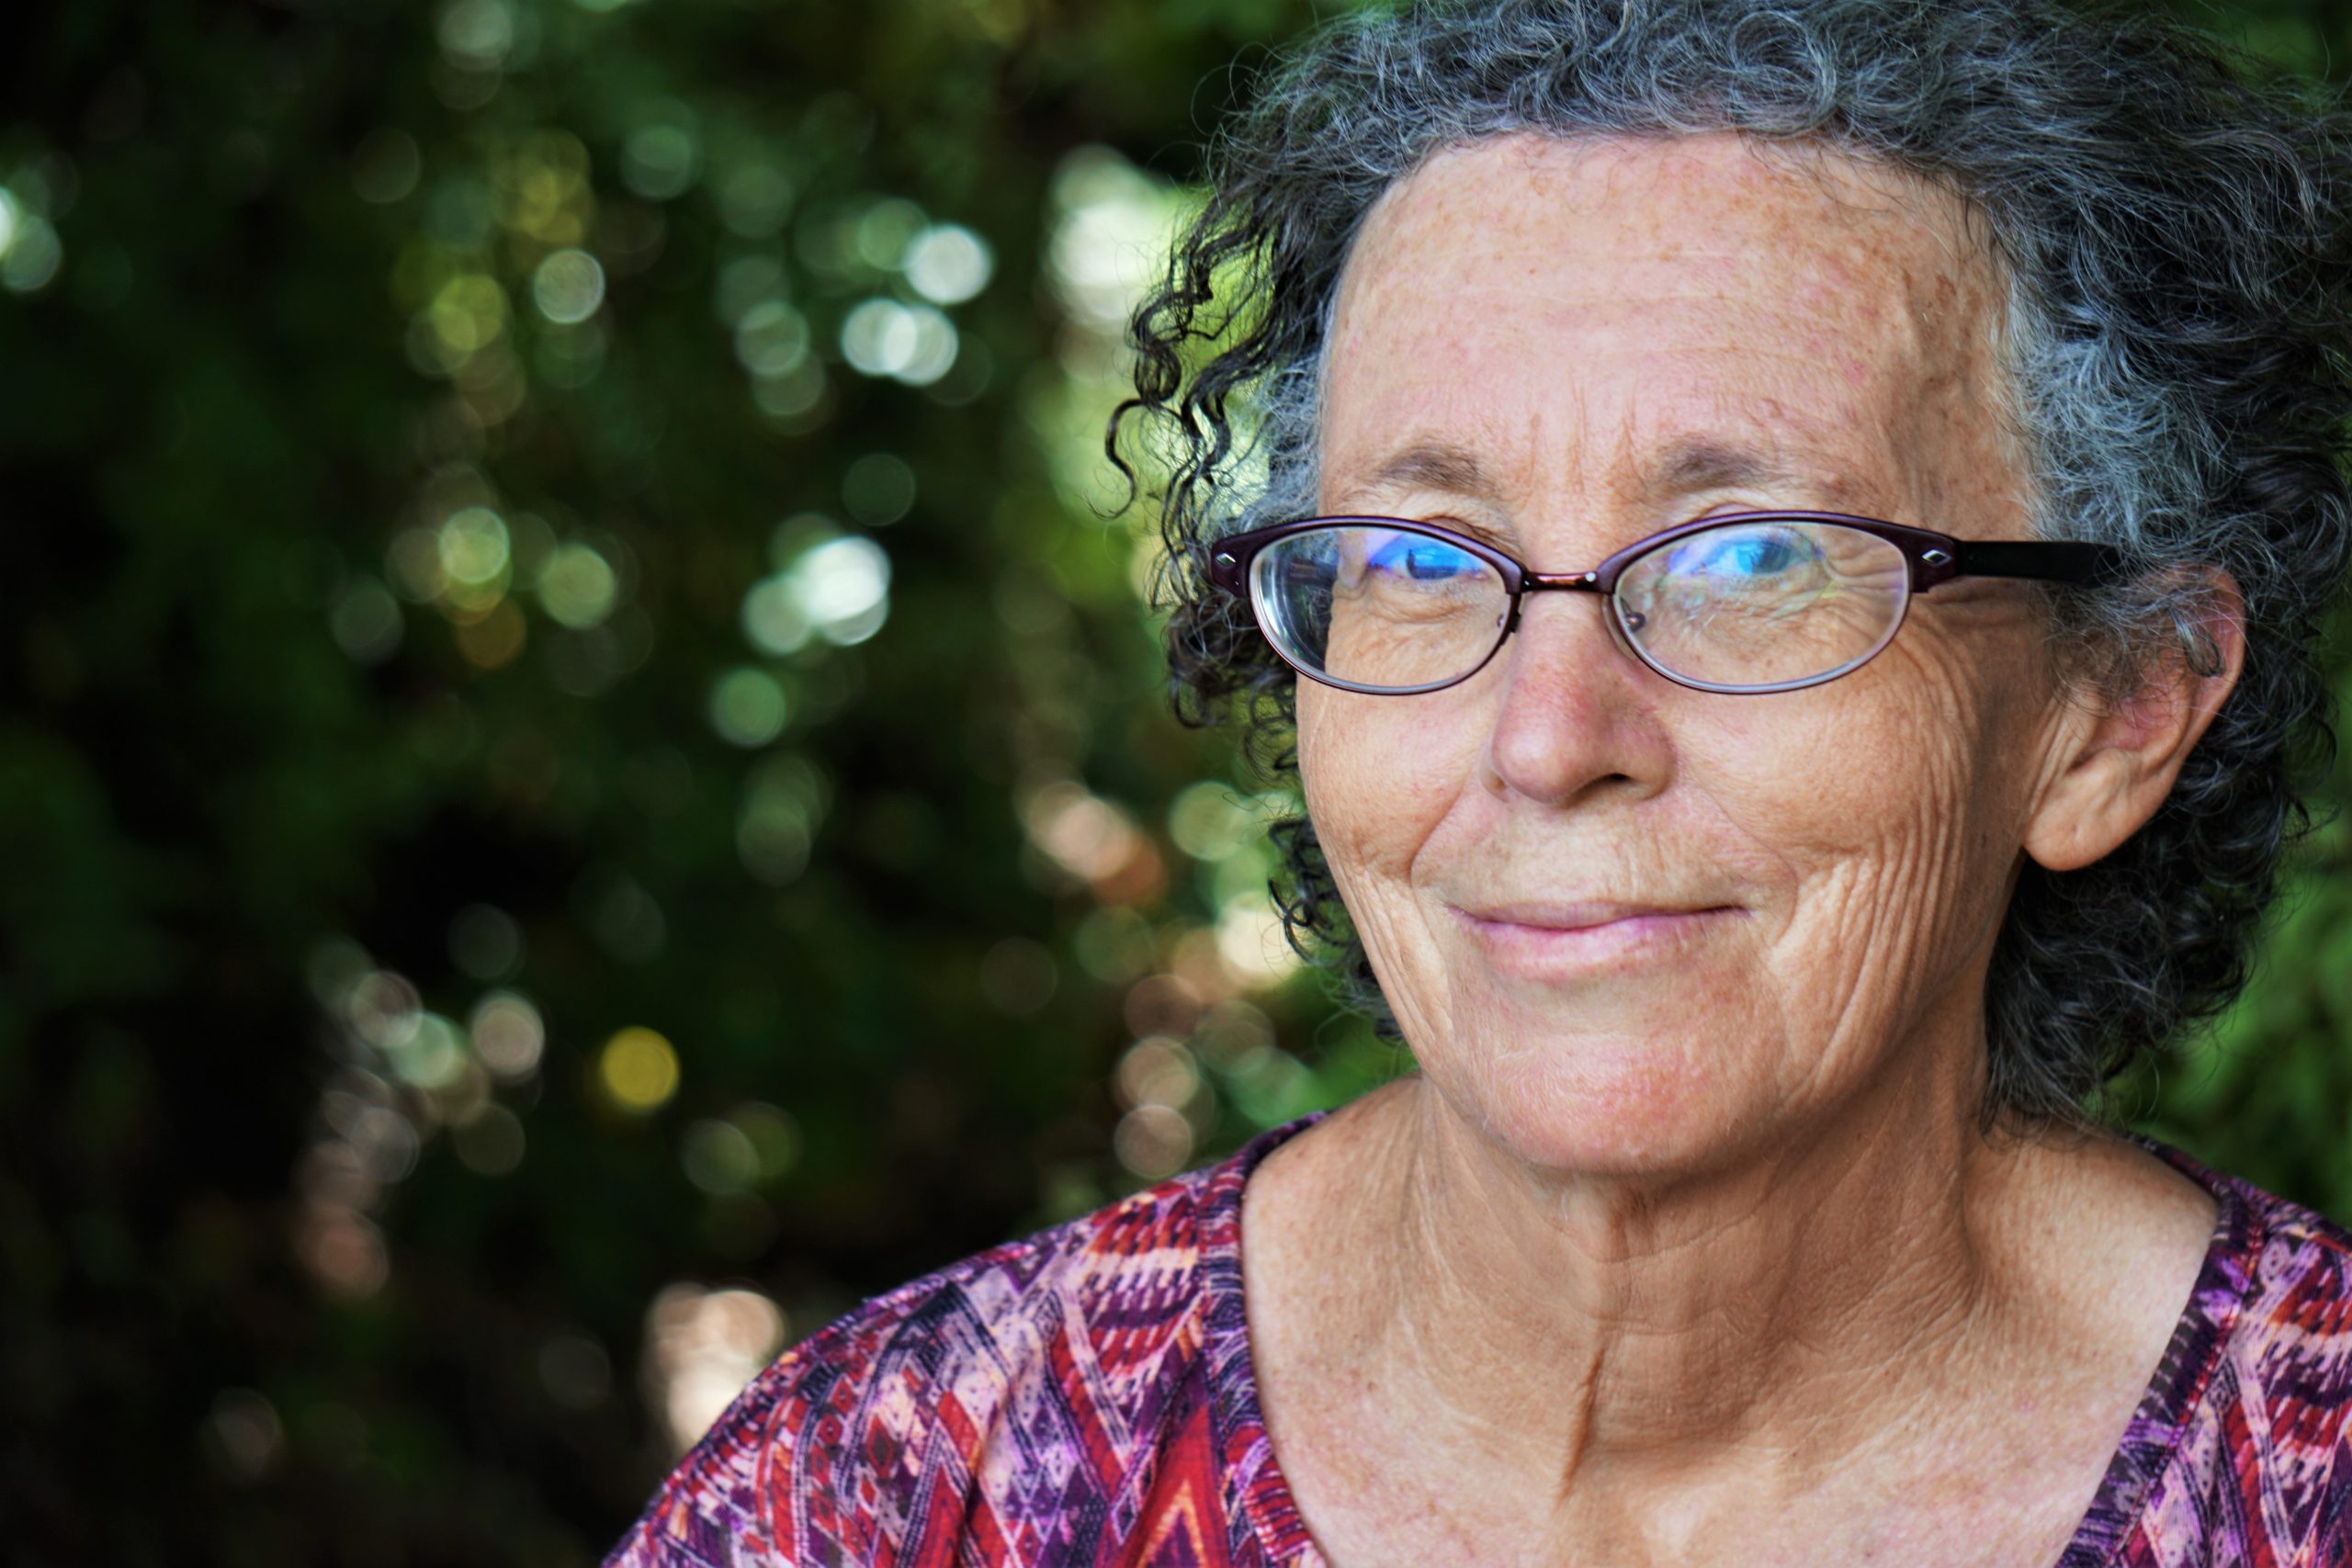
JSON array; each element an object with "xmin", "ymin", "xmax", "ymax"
[{"xmin": 0, "ymin": 0, "xmax": 2346, "ymax": 1562}]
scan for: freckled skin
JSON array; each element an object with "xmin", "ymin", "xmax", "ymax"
[
  {"xmin": 1310, "ymin": 133, "xmax": 2041, "ymax": 1175},
  {"xmin": 1240, "ymin": 134, "xmax": 2245, "ymax": 1567}
]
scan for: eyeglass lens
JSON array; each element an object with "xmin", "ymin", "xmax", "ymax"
[{"xmin": 1248, "ymin": 519, "xmax": 1913, "ymax": 693}]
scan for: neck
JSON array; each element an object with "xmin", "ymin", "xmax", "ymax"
[{"xmin": 1284, "ymin": 1032, "xmax": 2036, "ymax": 1483}]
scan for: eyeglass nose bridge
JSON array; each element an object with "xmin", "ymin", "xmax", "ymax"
[
  {"xmin": 1493, "ymin": 568, "xmax": 1608, "ymax": 637},
  {"xmin": 1489, "ymin": 566, "xmax": 1657, "ymax": 680}
]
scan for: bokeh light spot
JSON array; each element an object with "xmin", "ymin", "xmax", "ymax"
[
  {"xmin": 328, "ymin": 578, "xmax": 403, "ymax": 665},
  {"xmin": 740, "ymin": 574, "xmax": 811, "ymax": 657},
  {"xmin": 737, "ymin": 756, "xmax": 823, "ymax": 886},
  {"xmin": 1167, "ymin": 781, "xmax": 1252, "ymax": 861},
  {"xmin": 749, "ymin": 362, "xmax": 827, "ymax": 423},
  {"xmin": 537, "ymin": 542, "xmax": 618, "ymax": 628},
  {"xmin": 732, "ymin": 299, "xmax": 809, "ymax": 378},
  {"xmin": 903, "ymin": 223, "xmax": 993, "ymax": 304},
  {"xmin": 708, "ymin": 667, "xmax": 789, "ymax": 747},
  {"xmin": 296, "ymin": 1205, "xmax": 390, "ymax": 1298},
  {"xmin": 842, "ymin": 453, "xmax": 915, "ymax": 526},
  {"xmin": 1116, "ymin": 1038, "xmax": 1201, "ymax": 1111},
  {"xmin": 1048, "ymin": 146, "xmax": 1179, "ymax": 337},
  {"xmin": 598, "ymin": 1027, "xmax": 679, "ymax": 1112},
  {"xmin": 1216, "ymin": 893, "xmax": 1299, "ymax": 987},
  {"xmin": 469, "ymin": 990, "xmax": 545, "ymax": 1080},
  {"xmin": 1193, "ymin": 998, "xmax": 1277, "ymax": 1069},
  {"xmin": 1225, "ymin": 1043, "xmax": 1315, "ymax": 1126},
  {"xmin": 203, "ymin": 1389, "xmax": 283, "ymax": 1482},
  {"xmin": 448, "ymin": 602, "xmax": 524, "ymax": 667},
  {"xmin": 841, "ymin": 299, "xmax": 957, "ymax": 386},
  {"xmin": 1113, "ymin": 1103, "xmax": 1193, "ymax": 1180},
  {"xmin": 438, "ymin": 505, "xmax": 510, "ymax": 587},
  {"xmin": 345, "ymin": 968, "xmax": 423, "ymax": 1049},
  {"xmin": 717, "ymin": 164, "xmax": 795, "ymax": 238},
  {"xmin": 531, "ymin": 248, "xmax": 605, "ymax": 324},
  {"xmin": 436, "ymin": 0, "xmax": 515, "ymax": 67},
  {"xmin": 387, "ymin": 526, "xmax": 445, "ymax": 601},
  {"xmin": 492, "ymin": 132, "xmax": 592, "ymax": 245},
  {"xmin": 643, "ymin": 1284, "xmax": 786, "ymax": 1454},
  {"xmin": 384, "ymin": 1011, "xmax": 469, "ymax": 1089},
  {"xmin": 680, "ymin": 1118, "xmax": 761, "ymax": 1194},
  {"xmin": 731, "ymin": 1102, "xmax": 801, "ymax": 1180},
  {"xmin": 854, "ymin": 197, "xmax": 926, "ymax": 269},
  {"xmin": 620, "ymin": 113, "xmax": 698, "ymax": 200},
  {"xmin": 0, "ymin": 197, "xmax": 62, "ymax": 294},
  {"xmin": 1122, "ymin": 973, "xmax": 1203, "ymax": 1040},
  {"xmin": 1072, "ymin": 905, "xmax": 1157, "ymax": 984},
  {"xmin": 427, "ymin": 274, "xmax": 508, "ymax": 357},
  {"xmin": 793, "ymin": 536, "xmax": 891, "ymax": 645},
  {"xmin": 1022, "ymin": 781, "xmax": 1162, "ymax": 903}
]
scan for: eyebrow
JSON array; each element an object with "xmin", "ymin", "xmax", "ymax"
[
  {"xmin": 1346, "ymin": 435, "xmax": 1816, "ymax": 508},
  {"xmin": 1651, "ymin": 439, "xmax": 1800, "ymax": 498},
  {"xmin": 1360, "ymin": 440, "xmax": 1493, "ymax": 499}
]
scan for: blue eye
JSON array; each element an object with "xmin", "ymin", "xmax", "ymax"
[
  {"xmin": 1367, "ymin": 536, "xmax": 1481, "ymax": 581},
  {"xmin": 1669, "ymin": 527, "xmax": 1816, "ymax": 581}
]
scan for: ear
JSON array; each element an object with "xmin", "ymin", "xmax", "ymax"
[{"xmin": 2022, "ymin": 570, "xmax": 2245, "ymax": 874}]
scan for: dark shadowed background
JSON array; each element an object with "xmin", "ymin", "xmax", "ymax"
[{"xmin": 3, "ymin": 0, "xmax": 2348, "ymax": 1562}]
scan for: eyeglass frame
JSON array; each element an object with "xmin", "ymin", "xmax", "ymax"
[{"xmin": 1204, "ymin": 511, "xmax": 2129, "ymax": 697}]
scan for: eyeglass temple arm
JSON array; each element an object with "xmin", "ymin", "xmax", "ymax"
[{"xmin": 1944, "ymin": 539, "xmax": 2128, "ymax": 588}]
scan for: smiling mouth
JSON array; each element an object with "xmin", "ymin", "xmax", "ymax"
[{"xmin": 1446, "ymin": 901, "xmax": 1744, "ymax": 971}]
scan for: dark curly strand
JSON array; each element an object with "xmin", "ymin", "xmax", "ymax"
[{"xmin": 1112, "ymin": 0, "xmax": 2352, "ymax": 1126}]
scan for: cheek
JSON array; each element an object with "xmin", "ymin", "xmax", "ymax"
[
  {"xmin": 1690, "ymin": 647, "xmax": 2037, "ymax": 964},
  {"xmin": 1296, "ymin": 684, "xmax": 1484, "ymax": 879}
]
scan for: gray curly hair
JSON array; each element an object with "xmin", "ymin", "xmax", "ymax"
[{"xmin": 1114, "ymin": 0, "xmax": 2352, "ymax": 1127}]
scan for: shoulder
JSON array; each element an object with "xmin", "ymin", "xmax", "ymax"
[
  {"xmin": 602, "ymin": 1146, "xmax": 1256, "ymax": 1568},
  {"xmin": 2134, "ymin": 1155, "xmax": 2352, "ymax": 1567},
  {"xmin": 2215, "ymin": 1178, "xmax": 2352, "ymax": 1416},
  {"xmin": 2220, "ymin": 1182, "xmax": 2352, "ymax": 1565},
  {"xmin": 2203, "ymin": 1173, "xmax": 2352, "ymax": 1401}
]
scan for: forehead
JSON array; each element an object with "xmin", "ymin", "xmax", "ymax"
[{"xmin": 1322, "ymin": 131, "xmax": 2016, "ymax": 518}]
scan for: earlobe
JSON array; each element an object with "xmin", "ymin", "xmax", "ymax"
[{"xmin": 2021, "ymin": 571, "xmax": 2245, "ymax": 874}]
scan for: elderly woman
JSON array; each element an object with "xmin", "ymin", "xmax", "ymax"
[{"xmin": 614, "ymin": 1, "xmax": 2352, "ymax": 1563}]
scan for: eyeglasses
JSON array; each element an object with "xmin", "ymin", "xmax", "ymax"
[{"xmin": 1206, "ymin": 512, "xmax": 2124, "ymax": 696}]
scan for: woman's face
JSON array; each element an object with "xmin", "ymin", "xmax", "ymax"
[{"xmin": 1300, "ymin": 132, "xmax": 2079, "ymax": 1175}]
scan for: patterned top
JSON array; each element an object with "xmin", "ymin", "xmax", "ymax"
[{"xmin": 608, "ymin": 1112, "xmax": 2352, "ymax": 1567}]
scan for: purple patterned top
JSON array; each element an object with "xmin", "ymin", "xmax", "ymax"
[{"xmin": 610, "ymin": 1112, "xmax": 2352, "ymax": 1566}]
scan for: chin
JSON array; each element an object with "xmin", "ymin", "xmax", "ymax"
[{"xmin": 1447, "ymin": 1019, "xmax": 1765, "ymax": 1179}]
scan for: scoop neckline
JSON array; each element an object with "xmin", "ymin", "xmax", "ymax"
[{"xmin": 1195, "ymin": 1112, "xmax": 2265, "ymax": 1568}]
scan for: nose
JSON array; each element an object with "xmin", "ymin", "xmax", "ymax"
[{"xmin": 1479, "ymin": 590, "xmax": 1676, "ymax": 807}]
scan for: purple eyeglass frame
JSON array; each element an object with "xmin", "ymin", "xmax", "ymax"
[{"xmin": 1204, "ymin": 511, "xmax": 2127, "ymax": 696}]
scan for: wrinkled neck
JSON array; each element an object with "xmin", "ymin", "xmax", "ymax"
[{"xmin": 1305, "ymin": 1019, "xmax": 2032, "ymax": 1486}]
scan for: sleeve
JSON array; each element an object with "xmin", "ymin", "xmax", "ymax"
[
  {"xmin": 603, "ymin": 1346, "xmax": 818, "ymax": 1568},
  {"xmin": 2261, "ymin": 1221, "xmax": 2352, "ymax": 1568},
  {"xmin": 603, "ymin": 1226, "xmax": 1091, "ymax": 1567}
]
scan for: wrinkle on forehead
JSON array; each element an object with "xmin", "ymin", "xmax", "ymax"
[{"xmin": 1320, "ymin": 131, "xmax": 2031, "ymax": 536}]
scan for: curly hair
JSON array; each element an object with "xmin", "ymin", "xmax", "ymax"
[{"xmin": 1112, "ymin": 0, "xmax": 2352, "ymax": 1127}]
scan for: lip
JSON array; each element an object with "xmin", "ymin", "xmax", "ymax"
[{"xmin": 1446, "ymin": 899, "xmax": 1743, "ymax": 975}]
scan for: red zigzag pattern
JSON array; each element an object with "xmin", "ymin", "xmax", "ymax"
[{"xmin": 612, "ymin": 1117, "xmax": 2352, "ymax": 1567}]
